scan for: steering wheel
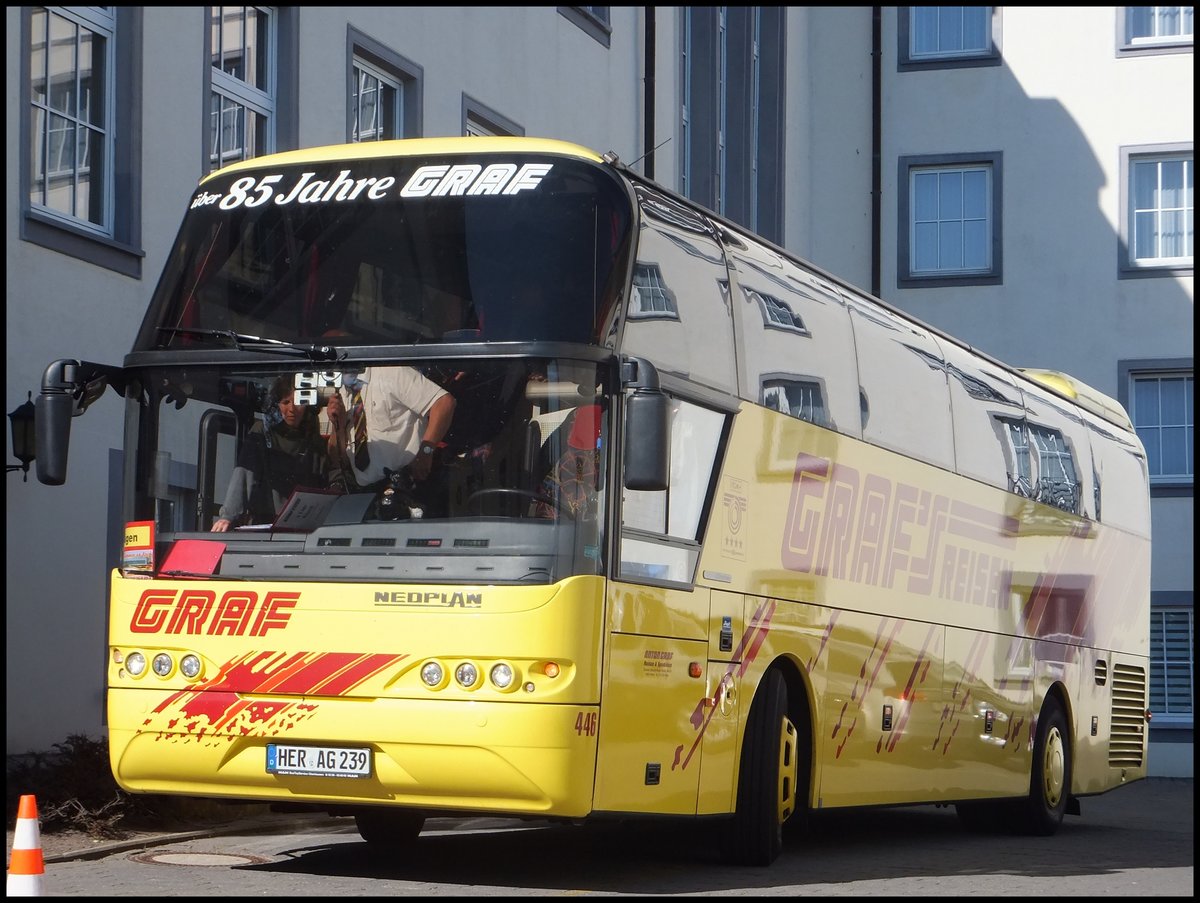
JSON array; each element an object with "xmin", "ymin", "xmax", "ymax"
[{"xmin": 465, "ymin": 487, "xmax": 567, "ymax": 517}]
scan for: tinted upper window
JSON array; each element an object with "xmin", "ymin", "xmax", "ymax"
[{"xmin": 136, "ymin": 154, "xmax": 633, "ymax": 352}]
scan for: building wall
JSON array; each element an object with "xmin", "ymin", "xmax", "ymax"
[
  {"xmin": 876, "ymin": 6, "xmax": 1193, "ymax": 776},
  {"xmin": 7, "ymin": 6, "xmax": 1191, "ymax": 776}
]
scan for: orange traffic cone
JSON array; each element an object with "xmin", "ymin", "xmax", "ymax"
[{"xmin": 6, "ymin": 795, "xmax": 44, "ymax": 896}]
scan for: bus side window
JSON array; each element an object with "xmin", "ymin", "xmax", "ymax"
[
  {"xmin": 1019, "ymin": 381, "xmax": 1093, "ymax": 517},
  {"xmin": 726, "ymin": 241, "xmax": 861, "ymax": 439},
  {"xmin": 624, "ymin": 186, "xmax": 737, "ymax": 396},
  {"xmin": 619, "ymin": 397, "xmax": 728, "ymax": 585},
  {"xmin": 936, "ymin": 338, "xmax": 1025, "ymax": 493},
  {"xmin": 845, "ymin": 296, "xmax": 954, "ymax": 471}
]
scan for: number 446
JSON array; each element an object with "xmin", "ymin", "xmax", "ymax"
[{"xmin": 574, "ymin": 711, "xmax": 598, "ymax": 737}]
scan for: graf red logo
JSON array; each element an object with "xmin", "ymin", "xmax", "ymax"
[{"xmin": 130, "ymin": 589, "xmax": 298, "ymax": 636}]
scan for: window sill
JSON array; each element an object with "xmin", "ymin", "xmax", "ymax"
[{"xmin": 22, "ymin": 209, "xmax": 144, "ymax": 278}]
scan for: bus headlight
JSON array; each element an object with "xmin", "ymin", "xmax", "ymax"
[
  {"xmin": 454, "ymin": 662, "xmax": 480, "ymax": 689},
  {"xmin": 152, "ymin": 653, "xmax": 174, "ymax": 677},
  {"xmin": 179, "ymin": 654, "xmax": 202, "ymax": 680},
  {"xmin": 489, "ymin": 663, "xmax": 515, "ymax": 690},
  {"xmin": 420, "ymin": 661, "xmax": 445, "ymax": 688},
  {"xmin": 125, "ymin": 652, "xmax": 147, "ymax": 677}
]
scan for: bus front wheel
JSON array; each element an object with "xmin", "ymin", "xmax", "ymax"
[{"xmin": 723, "ymin": 668, "xmax": 797, "ymax": 866}]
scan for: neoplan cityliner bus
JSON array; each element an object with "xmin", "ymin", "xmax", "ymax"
[{"xmin": 36, "ymin": 136, "xmax": 1152, "ymax": 866}]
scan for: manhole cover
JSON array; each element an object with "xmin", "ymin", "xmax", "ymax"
[{"xmin": 133, "ymin": 851, "xmax": 269, "ymax": 867}]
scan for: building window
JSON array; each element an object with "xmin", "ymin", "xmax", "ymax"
[
  {"xmin": 1119, "ymin": 6, "xmax": 1194, "ymax": 54},
  {"xmin": 682, "ymin": 6, "xmax": 785, "ymax": 244},
  {"xmin": 898, "ymin": 153, "xmax": 1002, "ymax": 287},
  {"xmin": 1150, "ymin": 607, "xmax": 1194, "ymax": 723},
  {"xmin": 1130, "ymin": 370, "xmax": 1194, "ymax": 486},
  {"xmin": 462, "ymin": 96, "xmax": 523, "ymax": 138},
  {"xmin": 1122, "ymin": 149, "xmax": 1194, "ymax": 272},
  {"xmin": 351, "ymin": 58, "xmax": 399, "ymax": 142},
  {"xmin": 629, "ymin": 263, "xmax": 679, "ymax": 320},
  {"xmin": 28, "ymin": 7, "xmax": 114, "ymax": 234},
  {"xmin": 558, "ymin": 7, "xmax": 611, "ymax": 48},
  {"xmin": 346, "ymin": 29, "xmax": 421, "ymax": 144},
  {"xmin": 899, "ymin": 6, "xmax": 1000, "ymax": 69},
  {"xmin": 911, "ymin": 6, "xmax": 990, "ymax": 58},
  {"xmin": 762, "ymin": 377, "xmax": 828, "ymax": 428},
  {"xmin": 208, "ymin": 6, "xmax": 274, "ymax": 170},
  {"xmin": 22, "ymin": 6, "xmax": 142, "ymax": 276}
]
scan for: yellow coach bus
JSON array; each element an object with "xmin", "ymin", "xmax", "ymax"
[{"xmin": 36, "ymin": 136, "xmax": 1151, "ymax": 865}]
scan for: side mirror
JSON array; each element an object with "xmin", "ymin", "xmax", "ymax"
[
  {"xmin": 621, "ymin": 357, "xmax": 670, "ymax": 491},
  {"xmin": 624, "ymin": 389, "xmax": 670, "ymax": 490},
  {"xmin": 36, "ymin": 360, "xmax": 82, "ymax": 486},
  {"xmin": 35, "ymin": 359, "xmax": 121, "ymax": 486}
]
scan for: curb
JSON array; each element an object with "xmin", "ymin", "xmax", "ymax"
[{"xmin": 44, "ymin": 813, "xmax": 343, "ymax": 864}]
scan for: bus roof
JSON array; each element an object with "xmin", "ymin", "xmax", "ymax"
[
  {"xmin": 201, "ymin": 136, "xmax": 605, "ymax": 186},
  {"xmin": 1017, "ymin": 369, "xmax": 1133, "ymax": 431}
]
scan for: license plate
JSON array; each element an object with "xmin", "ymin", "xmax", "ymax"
[{"xmin": 266, "ymin": 744, "xmax": 371, "ymax": 778}]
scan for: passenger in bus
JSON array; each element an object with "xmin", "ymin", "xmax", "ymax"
[
  {"xmin": 326, "ymin": 365, "xmax": 457, "ymax": 509},
  {"xmin": 211, "ymin": 377, "xmax": 342, "ymax": 531}
]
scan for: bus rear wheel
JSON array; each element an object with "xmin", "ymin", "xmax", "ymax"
[
  {"xmin": 723, "ymin": 668, "xmax": 797, "ymax": 866},
  {"xmin": 354, "ymin": 808, "xmax": 426, "ymax": 845},
  {"xmin": 956, "ymin": 697, "xmax": 1071, "ymax": 836},
  {"xmin": 1011, "ymin": 697, "xmax": 1071, "ymax": 835}
]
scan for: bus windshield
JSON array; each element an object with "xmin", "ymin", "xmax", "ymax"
[
  {"xmin": 128, "ymin": 356, "xmax": 610, "ymax": 584},
  {"xmin": 134, "ymin": 154, "xmax": 632, "ymax": 350}
]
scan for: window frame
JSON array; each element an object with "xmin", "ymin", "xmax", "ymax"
[
  {"xmin": 680, "ymin": 6, "xmax": 786, "ymax": 244},
  {"xmin": 1119, "ymin": 143, "xmax": 1194, "ymax": 277},
  {"xmin": 461, "ymin": 95, "xmax": 523, "ymax": 138},
  {"xmin": 558, "ymin": 6, "xmax": 611, "ymax": 48},
  {"xmin": 20, "ymin": 5, "xmax": 143, "ymax": 277},
  {"xmin": 898, "ymin": 6, "xmax": 1002, "ymax": 70},
  {"xmin": 898, "ymin": 152, "xmax": 1003, "ymax": 287},
  {"xmin": 205, "ymin": 5, "xmax": 277, "ymax": 173},
  {"xmin": 1117, "ymin": 6, "xmax": 1195, "ymax": 56},
  {"xmin": 346, "ymin": 27, "xmax": 422, "ymax": 143},
  {"xmin": 1119, "ymin": 360, "xmax": 1194, "ymax": 493}
]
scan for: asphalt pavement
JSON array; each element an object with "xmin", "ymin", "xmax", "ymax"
[{"xmin": 36, "ymin": 775, "xmax": 1192, "ymax": 867}]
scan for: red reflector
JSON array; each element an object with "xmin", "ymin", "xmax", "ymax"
[{"xmin": 688, "ymin": 662, "xmax": 703, "ymax": 678}]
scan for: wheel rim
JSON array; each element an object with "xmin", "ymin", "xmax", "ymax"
[
  {"xmin": 1041, "ymin": 724, "xmax": 1066, "ymax": 808},
  {"xmin": 777, "ymin": 715, "xmax": 798, "ymax": 823}
]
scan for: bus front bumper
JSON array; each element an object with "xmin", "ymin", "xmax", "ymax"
[{"xmin": 108, "ymin": 688, "xmax": 598, "ymax": 818}]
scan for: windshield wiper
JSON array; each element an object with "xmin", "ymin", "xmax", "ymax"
[{"xmin": 157, "ymin": 327, "xmax": 340, "ymax": 362}]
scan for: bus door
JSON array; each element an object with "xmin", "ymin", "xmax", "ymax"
[{"xmin": 593, "ymin": 583, "xmax": 710, "ymax": 815}]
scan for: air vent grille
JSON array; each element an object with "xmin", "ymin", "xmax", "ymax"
[
  {"xmin": 1094, "ymin": 659, "xmax": 1108, "ymax": 686},
  {"xmin": 1108, "ymin": 663, "xmax": 1146, "ymax": 768}
]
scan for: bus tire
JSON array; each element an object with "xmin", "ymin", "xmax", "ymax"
[
  {"xmin": 354, "ymin": 808, "xmax": 426, "ymax": 845},
  {"xmin": 723, "ymin": 669, "xmax": 797, "ymax": 866},
  {"xmin": 1012, "ymin": 696, "xmax": 1071, "ymax": 836}
]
